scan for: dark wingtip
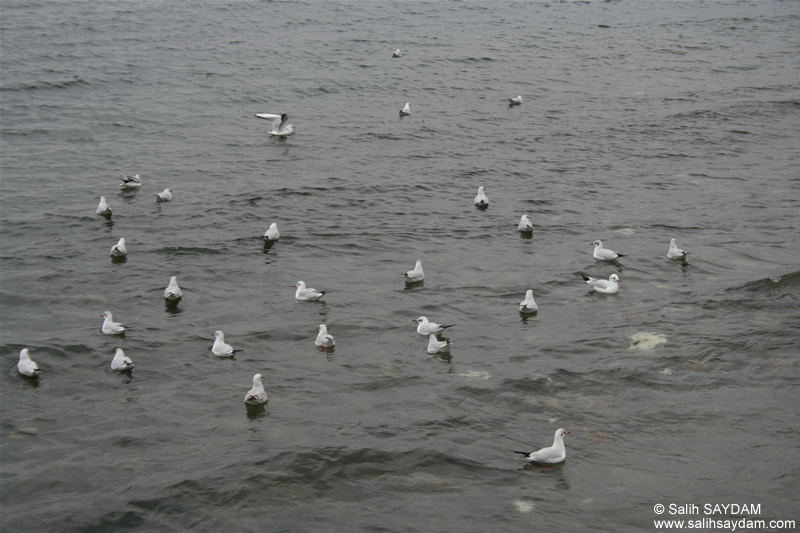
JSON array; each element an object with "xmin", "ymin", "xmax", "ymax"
[
  {"xmin": 513, "ymin": 451, "xmax": 530, "ymax": 456},
  {"xmin": 581, "ymin": 274, "xmax": 590, "ymax": 281}
]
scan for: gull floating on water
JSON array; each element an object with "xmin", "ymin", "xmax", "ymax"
[
  {"xmin": 404, "ymin": 260, "xmax": 424, "ymax": 283},
  {"xmin": 591, "ymin": 240, "xmax": 625, "ymax": 261},
  {"xmin": 17, "ymin": 349, "xmax": 40, "ymax": 378},
  {"xmin": 110, "ymin": 238, "xmax": 127, "ymax": 257},
  {"xmin": 264, "ymin": 223, "xmax": 280, "ymax": 241},
  {"xmin": 667, "ymin": 238, "xmax": 688, "ymax": 260},
  {"xmin": 101, "ymin": 311, "xmax": 130, "ymax": 335},
  {"xmin": 294, "ymin": 281, "xmax": 326, "ymax": 301},
  {"xmin": 519, "ymin": 290, "xmax": 538, "ymax": 314},
  {"xmin": 163, "ymin": 276, "xmax": 183, "ymax": 301},
  {"xmin": 255, "ymin": 112, "xmax": 296, "ymax": 136},
  {"xmin": 582, "ymin": 273, "xmax": 621, "ymax": 294},
  {"xmin": 514, "ymin": 428, "xmax": 570, "ymax": 464},
  {"xmin": 392, "ymin": 49, "xmax": 402, "ymax": 58},
  {"xmin": 518, "ymin": 215, "xmax": 533, "ymax": 233},
  {"xmin": 315, "ymin": 324, "xmax": 336, "ymax": 348},
  {"xmin": 508, "ymin": 95, "xmax": 523, "ymax": 105},
  {"xmin": 399, "ymin": 102, "xmax": 411, "ymax": 117},
  {"xmin": 212, "ymin": 330, "xmax": 240, "ymax": 357},
  {"xmin": 426, "ymin": 334, "xmax": 452, "ymax": 355},
  {"xmin": 96, "ymin": 196, "xmax": 112, "ymax": 218},
  {"xmin": 119, "ymin": 174, "xmax": 142, "ymax": 190},
  {"xmin": 474, "ymin": 186, "xmax": 489, "ymax": 209},
  {"xmin": 244, "ymin": 374, "xmax": 268, "ymax": 405},
  {"xmin": 413, "ymin": 316, "xmax": 454, "ymax": 336},
  {"xmin": 156, "ymin": 188, "xmax": 173, "ymax": 203},
  {"xmin": 110, "ymin": 348, "xmax": 135, "ymax": 371}
]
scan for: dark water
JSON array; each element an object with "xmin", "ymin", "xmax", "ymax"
[{"xmin": 2, "ymin": 1, "xmax": 799, "ymax": 531}]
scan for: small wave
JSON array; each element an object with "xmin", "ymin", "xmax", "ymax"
[
  {"xmin": 1, "ymin": 76, "xmax": 90, "ymax": 92},
  {"xmin": 154, "ymin": 246, "xmax": 222, "ymax": 256}
]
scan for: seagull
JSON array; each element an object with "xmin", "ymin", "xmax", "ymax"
[
  {"xmin": 212, "ymin": 330, "xmax": 240, "ymax": 357},
  {"xmin": 399, "ymin": 102, "xmax": 411, "ymax": 117},
  {"xmin": 264, "ymin": 223, "xmax": 280, "ymax": 241},
  {"xmin": 426, "ymin": 334, "xmax": 452, "ymax": 355},
  {"xmin": 667, "ymin": 238, "xmax": 688, "ymax": 260},
  {"xmin": 17, "ymin": 349, "xmax": 40, "ymax": 378},
  {"xmin": 110, "ymin": 348, "xmax": 135, "ymax": 371},
  {"xmin": 392, "ymin": 49, "xmax": 402, "ymax": 58},
  {"xmin": 155, "ymin": 188, "xmax": 173, "ymax": 203},
  {"xmin": 582, "ymin": 273, "xmax": 621, "ymax": 294},
  {"xmin": 591, "ymin": 240, "xmax": 625, "ymax": 261},
  {"xmin": 96, "ymin": 196, "xmax": 112, "ymax": 218},
  {"xmin": 413, "ymin": 316, "xmax": 454, "ymax": 336},
  {"xmin": 101, "ymin": 311, "xmax": 130, "ymax": 335},
  {"xmin": 519, "ymin": 290, "xmax": 538, "ymax": 314},
  {"xmin": 315, "ymin": 324, "xmax": 336, "ymax": 348},
  {"xmin": 244, "ymin": 374, "xmax": 268, "ymax": 405},
  {"xmin": 404, "ymin": 260, "xmax": 424, "ymax": 283},
  {"xmin": 514, "ymin": 428, "xmax": 570, "ymax": 464},
  {"xmin": 294, "ymin": 281, "xmax": 326, "ymax": 301},
  {"xmin": 518, "ymin": 215, "xmax": 533, "ymax": 233},
  {"xmin": 163, "ymin": 276, "xmax": 183, "ymax": 301},
  {"xmin": 110, "ymin": 238, "xmax": 127, "ymax": 257},
  {"xmin": 119, "ymin": 174, "xmax": 142, "ymax": 190},
  {"xmin": 474, "ymin": 186, "xmax": 489, "ymax": 209},
  {"xmin": 508, "ymin": 95, "xmax": 523, "ymax": 105},
  {"xmin": 255, "ymin": 112, "xmax": 296, "ymax": 136}
]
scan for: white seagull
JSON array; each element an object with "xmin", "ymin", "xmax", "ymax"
[
  {"xmin": 413, "ymin": 316, "xmax": 454, "ymax": 336},
  {"xmin": 508, "ymin": 95, "xmax": 523, "ymax": 105},
  {"xmin": 294, "ymin": 281, "xmax": 326, "ymax": 301},
  {"xmin": 518, "ymin": 215, "xmax": 533, "ymax": 233},
  {"xmin": 101, "ymin": 311, "xmax": 130, "ymax": 335},
  {"xmin": 110, "ymin": 238, "xmax": 127, "ymax": 257},
  {"xmin": 244, "ymin": 374, "xmax": 268, "ymax": 405},
  {"xmin": 519, "ymin": 290, "xmax": 538, "ymax": 314},
  {"xmin": 399, "ymin": 102, "xmax": 411, "ymax": 117},
  {"xmin": 264, "ymin": 222, "xmax": 280, "ymax": 241},
  {"xmin": 315, "ymin": 324, "xmax": 336, "ymax": 348},
  {"xmin": 426, "ymin": 334, "xmax": 452, "ymax": 355},
  {"xmin": 110, "ymin": 348, "xmax": 135, "ymax": 371},
  {"xmin": 404, "ymin": 260, "xmax": 425, "ymax": 283},
  {"xmin": 17, "ymin": 349, "xmax": 40, "ymax": 378},
  {"xmin": 163, "ymin": 276, "xmax": 183, "ymax": 301},
  {"xmin": 474, "ymin": 186, "xmax": 489, "ymax": 209},
  {"xmin": 212, "ymin": 330, "xmax": 239, "ymax": 357},
  {"xmin": 514, "ymin": 428, "xmax": 570, "ymax": 464},
  {"xmin": 667, "ymin": 238, "xmax": 688, "ymax": 260},
  {"xmin": 591, "ymin": 240, "xmax": 625, "ymax": 261},
  {"xmin": 119, "ymin": 174, "xmax": 142, "ymax": 190},
  {"xmin": 156, "ymin": 188, "xmax": 173, "ymax": 203},
  {"xmin": 582, "ymin": 273, "xmax": 621, "ymax": 294},
  {"xmin": 96, "ymin": 196, "xmax": 112, "ymax": 217},
  {"xmin": 255, "ymin": 112, "xmax": 296, "ymax": 136},
  {"xmin": 392, "ymin": 49, "xmax": 402, "ymax": 58}
]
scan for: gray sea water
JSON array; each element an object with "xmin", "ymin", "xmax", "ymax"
[{"xmin": 2, "ymin": 1, "xmax": 799, "ymax": 531}]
